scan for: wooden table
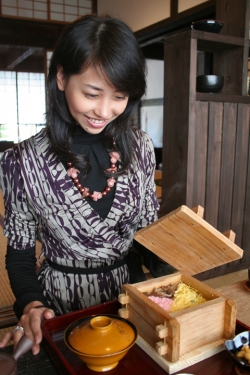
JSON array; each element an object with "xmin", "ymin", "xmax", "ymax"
[
  {"xmin": 0, "ymin": 302, "xmax": 249, "ymax": 375},
  {"xmin": 216, "ymin": 280, "xmax": 250, "ymax": 327}
]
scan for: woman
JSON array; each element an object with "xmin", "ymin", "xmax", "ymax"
[{"xmin": 0, "ymin": 14, "xmax": 169, "ymax": 354}]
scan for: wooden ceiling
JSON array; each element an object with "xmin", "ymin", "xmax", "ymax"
[
  {"xmin": 0, "ymin": 1, "xmax": 217, "ymax": 72},
  {"xmin": 0, "ymin": 17, "xmax": 66, "ymax": 72}
]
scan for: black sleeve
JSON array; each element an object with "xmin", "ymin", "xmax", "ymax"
[
  {"xmin": 6, "ymin": 245, "xmax": 49, "ymax": 319},
  {"xmin": 133, "ymin": 232, "xmax": 173, "ymax": 278}
]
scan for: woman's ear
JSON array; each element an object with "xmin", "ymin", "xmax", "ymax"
[{"xmin": 56, "ymin": 65, "xmax": 65, "ymax": 91}]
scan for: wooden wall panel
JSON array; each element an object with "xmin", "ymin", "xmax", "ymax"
[
  {"xmin": 214, "ymin": 0, "xmax": 250, "ymax": 96},
  {"xmin": 218, "ymin": 103, "xmax": 237, "ymax": 234},
  {"xmin": 162, "ymin": 3, "xmax": 250, "ymax": 278},
  {"xmin": 241, "ymin": 107, "xmax": 250, "ymax": 256},
  {"xmin": 187, "ymin": 101, "xmax": 208, "ymax": 209},
  {"xmin": 231, "ymin": 103, "xmax": 250, "ymax": 246},
  {"xmin": 204, "ymin": 102, "xmax": 223, "ymax": 228},
  {"xmin": 162, "ymin": 99, "xmax": 250, "ymax": 279},
  {"xmin": 216, "ymin": 0, "xmax": 248, "ymax": 38},
  {"xmin": 161, "ymin": 35, "xmax": 193, "ymax": 214},
  {"xmin": 213, "ymin": 48, "xmax": 244, "ymax": 96},
  {"xmin": 195, "ymin": 102, "xmax": 250, "ymax": 280}
]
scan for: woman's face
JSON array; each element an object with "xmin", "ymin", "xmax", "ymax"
[{"xmin": 56, "ymin": 65, "xmax": 129, "ymax": 134}]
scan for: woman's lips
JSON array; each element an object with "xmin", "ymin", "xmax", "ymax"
[{"xmin": 85, "ymin": 115, "xmax": 108, "ymax": 129}]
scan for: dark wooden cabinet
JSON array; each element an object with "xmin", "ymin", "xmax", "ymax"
[{"xmin": 161, "ymin": 0, "xmax": 250, "ymax": 279}]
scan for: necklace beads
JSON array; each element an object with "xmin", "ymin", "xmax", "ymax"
[{"xmin": 67, "ymin": 151, "xmax": 120, "ymax": 201}]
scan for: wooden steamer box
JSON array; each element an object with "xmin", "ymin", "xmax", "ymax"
[{"xmin": 118, "ymin": 205, "xmax": 244, "ymax": 373}]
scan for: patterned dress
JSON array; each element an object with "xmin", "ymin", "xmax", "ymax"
[{"xmin": 0, "ymin": 128, "xmax": 159, "ymax": 315}]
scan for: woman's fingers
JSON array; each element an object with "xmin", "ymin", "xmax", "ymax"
[
  {"xmin": 29, "ymin": 310, "xmax": 44, "ymax": 345},
  {"xmin": 31, "ymin": 342, "xmax": 41, "ymax": 355},
  {"xmin": 0, "ymin": 331, "xmax": 13, "ymax": 347},
  {"xmin": 34, "ymin": 308, "xmax": 54, "ymax": 345},
  {"xmin": 0, "ymin": 307, "xmax": 55, "ymax": 354},
  {"xmin": 43, "ymin": 308, "xmax": 55, "ymax": 320},
  {"xmin": 12, "ymin": 325, "xmax": 26, "ymax": 350},
  {"xmin": 22, "ymin": 307, "xmax": 55, "ymax": 352}
]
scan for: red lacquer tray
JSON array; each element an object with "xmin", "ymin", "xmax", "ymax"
[
  {"xmin": 42, "ymin": 299, "xmax": 250, "ymax": 375},
  {"xmin": 41, "ymin": 300, "xmax": 167, "ymax": 375}
]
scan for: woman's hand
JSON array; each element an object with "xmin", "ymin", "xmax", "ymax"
[{"xmin": 0, "ymin": 302, "xmax": 55, "ymax": 355}]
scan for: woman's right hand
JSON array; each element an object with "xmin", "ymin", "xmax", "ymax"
[{"xmin": 0, "ymin": 302, "xmax": 55, "ymax": 355}]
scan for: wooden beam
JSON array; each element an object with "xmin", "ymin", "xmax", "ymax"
[
  {"xmin": 0, "ymin": 17, "xmax": 66, "ymax": 49},
  {"xmin": 7, "ymin": 47, "xmax": 40, "ymax": 69}
]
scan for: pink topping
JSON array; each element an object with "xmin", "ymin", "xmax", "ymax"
[{"xmin": 148, "ymin": 296, "xmax": 173, "ymax": 312}]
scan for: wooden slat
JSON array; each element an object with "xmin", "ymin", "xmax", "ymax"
[
  {"xmin": 187, "ymin": 101, "xmax": 208, "ymax": 209},
  {"xmin": 223, "ymin": 230, "xmax": 236, "ymax": 243},
  {"xmin": 216, "ymin": 0, "xmax": 248, "ymax": 38},
  {"xmin": 162, "ymin": 34, "xmax": 192, "ymax": 214},
  {"xmin": 205, "ymin": 102, "xmax": 223, "ymax": 228},
  {"xmin": 120, "ymin": 284, "xmax": 180, "ymax": 362},
  {"xmin": 231, "ymin": 103, "xmax": 250, "ymax": 246},
  {"xmin": 213, "ymin": 47, "xmax": 244, "ymax": 96},
  {"xmin": 191, "ymin": 205, "xmax": 204, "ymax": 218},
  {"xmin": 137, "ymin": 335, "xmax": 225, "ymax": 375},
  {"xmin": 191, "ymin": 29, "xmax": 245, "ymax": 47},
  {"xmin": 155, "ymin": 170, "xmax": 162, "ymax": 199},
  {"xmin": 224, "ymin": 299, "xmax": 237, "ymax": 339},
  {"xmin": 218, "ymin": 102, "xmax": 237, "ymax": 233},
  {"xmin": 215, "ymin": 0, "xmax": 249, "ymax": 94},
  {"xmin": 241, "ymin": 112, "xmax": 250, "ymax": 254},
  {"xmin": 196, "ymin": 93, "xmax": 250, "ymax": 104}
]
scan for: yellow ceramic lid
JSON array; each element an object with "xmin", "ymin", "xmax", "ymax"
[{"xmin": 67, "ymin": 315, "xmax": 136, "ymax": 356}]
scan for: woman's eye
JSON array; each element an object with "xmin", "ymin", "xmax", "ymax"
[
  {"xmin": 115, "ymin": 95, "xmax": 128, "ymax": 101},
  {"xmin": 85, "ymin": 94, "xmax": 97, "ymax": 99}
]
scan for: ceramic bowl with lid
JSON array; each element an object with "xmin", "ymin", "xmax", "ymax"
[
  {"xmin": 64, "ymin": 314, "xmax": 137, "ymax": 372},
  {"xmin": 225, "ymin": 331, "xmax": 250, "ymax": 373}
]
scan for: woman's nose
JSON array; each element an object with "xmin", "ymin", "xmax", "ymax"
[{"xmin": 93, "ymin": 98, "xmax": 112, "ymax": 119}]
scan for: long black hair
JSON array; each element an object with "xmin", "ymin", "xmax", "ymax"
[{"xmin": 46, "ymin": 14, "xmax": 146, "ymax": 175}]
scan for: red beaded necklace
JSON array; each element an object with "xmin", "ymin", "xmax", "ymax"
[{"xmin": 67, "ymin": 150, "xmax": 120, "ymax": 201}]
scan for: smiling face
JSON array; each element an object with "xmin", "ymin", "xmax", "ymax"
[{"xmin": 56, "ymin": 65, "xmax": 129, "ymax": 134}]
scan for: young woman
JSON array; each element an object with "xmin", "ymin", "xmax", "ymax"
[{"xmin": 0, "ymin": 14, "xmax": 171, "ymax": 354}]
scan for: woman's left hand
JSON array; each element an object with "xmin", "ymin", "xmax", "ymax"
[{"xmin": 0, "ymin": 303, "xmax": 55, "ymax": 355}]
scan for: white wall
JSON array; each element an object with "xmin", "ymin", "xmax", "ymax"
[
  {"xmin": 97, "ymin": 0, "xmax": 170, "ymax": 31},
  {"xmin": 141, "ymin": 60, "xmax": 164, "ymax": 149},
  {"xmin": 97, "ymin": 0, "xmax": 209, "ymax": 32},
  {"xmin": 179, "ymin": 0, "xmax": 209, "ymax": 13}
]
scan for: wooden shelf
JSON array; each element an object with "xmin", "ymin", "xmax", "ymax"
[
  {"xmin": 167, "ymin": 29, "xmax": 247, "ymax": 51},
  {"xmin": 191, "ymin": 29, "xmax": 247, "ymax": 51},
  {"xmin": 165, "ymin": 25, "xmax": 248, "ymax": 96},
  {"xmin": 196, "ymin": 92, "xmax": 250, "ymax": 103}
]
